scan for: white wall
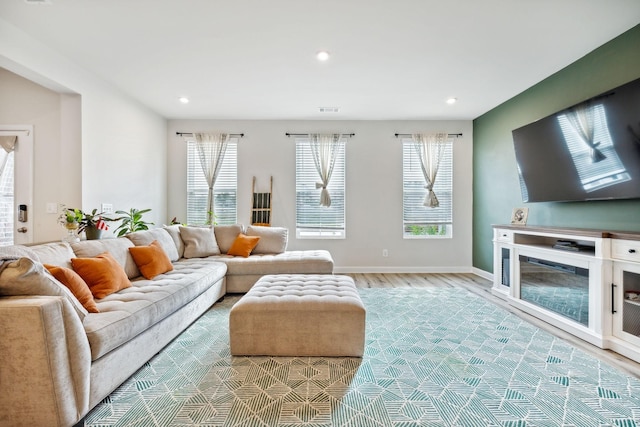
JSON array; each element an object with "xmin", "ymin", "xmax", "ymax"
[
  {"xmin": 168, "ymin": 120, "xmax": 474, "ymax": 272},
  {"xmin": 0, "ymin": 68, "xmax": 81, "ymax": 242},
  {"xmin": 0, "ymin": 18, "xmax": 167, "ymax": 241}
]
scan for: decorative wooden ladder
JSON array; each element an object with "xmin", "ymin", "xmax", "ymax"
[{"xmin": 251, "ymin": 176, "xmax": 272, "ymax": 226}]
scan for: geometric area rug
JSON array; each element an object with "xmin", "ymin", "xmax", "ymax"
[{"xmin": 85, "ymin": 287, "xmax": 640, "ymax": 426}]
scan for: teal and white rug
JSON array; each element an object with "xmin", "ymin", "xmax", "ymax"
[{"xmin": 86, "ymin": 287, "xmax": 640, "ymax": 426}]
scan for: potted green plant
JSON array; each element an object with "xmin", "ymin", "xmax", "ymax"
[
  {"xmin": 58, "ymin": 207, "xmax": 111, "ymax": 240},
  {"xmin": 80, "ymin": 209, "xmax": 111, "ymax": 240},
  {"xmin": 109, "ymin": 208, "xmax": 154, "ymax": 237}
]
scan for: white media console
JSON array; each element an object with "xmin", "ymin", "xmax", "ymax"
[{"xmin": 493, "ymin": 225, "xmax": 640, "ymax": 363}]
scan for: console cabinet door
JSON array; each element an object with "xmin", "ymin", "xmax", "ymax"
[{"xmin": 612, "ymin": 261, "xmax": 640, "ymax": 347}]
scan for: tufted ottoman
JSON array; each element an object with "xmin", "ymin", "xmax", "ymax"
[{"xmin": 229, "ymin": 274, "xmax": 366, "ymax": 357}]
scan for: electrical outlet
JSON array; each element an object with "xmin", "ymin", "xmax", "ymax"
[
  {"xmin": 382, "ymin": 249, "xmax": 388, "ymax": 257},
  {"xmin": 101, "ymin": 203, "xmax": 114, "ymax": 214},
  {"xmin": 46, "ymin": 202, "xmax": 57, "ymax": 214}
]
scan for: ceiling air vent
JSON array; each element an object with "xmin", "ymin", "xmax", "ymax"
[
  {"xmin": 24, "ymin": 0, "xmax": 52, "ymax": 4},
  {"xmin": 319, "ymin": 107, "xmax": 340, "ymax": 113}
]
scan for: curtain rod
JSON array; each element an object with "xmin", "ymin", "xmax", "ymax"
[
  {"xmin": 394, "ymin": 133, "xmax": 462, "ymax": 138},
  {"xmin": 0, "ymin": 129, "xmax": 30, "ymax": 135},
  {"xmin": 285, "ymin": 133, "xmax": 355, "ymax": 137},
  {"xmin": 176, "ymin": 132, "xmax": 244, "ymax": 138}
]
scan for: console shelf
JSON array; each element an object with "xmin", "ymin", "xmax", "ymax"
[{"xmin": 492, "ymin": 224, "xmax": 640, "ymax": 363}]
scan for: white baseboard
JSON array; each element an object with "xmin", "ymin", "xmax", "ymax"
[
  {"xmin": 472, "ymin": 267, "xmax": 493, "ymax": 281},
  {"xmin": 333, "ymin": 266, "xmax": 473, "ymax": 274}
]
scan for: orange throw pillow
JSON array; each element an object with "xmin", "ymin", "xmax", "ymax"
[
  {"xmin": 128, "ymin": 240, "xmax": 174, "ymax": 280},
  {"xmin": 70, "ymin": 252, "xmax": 132, "ymax": 299},
  {"xmin": 227, "ymin": 234, "xmax": 260, "ymax": 257},
  {"xmin": 44, "ymin": 264, "xmax": 99, "ymax": 313}
]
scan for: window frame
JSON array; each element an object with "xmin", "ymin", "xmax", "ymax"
[
  {"xmin": 295, "ymin": 137, "xmax": 346, "ymax": 239},
  {"xmin": 402, "ymin": 138, "xmax": 453, "ymax": 239},
  {"xmin": 186, "ymin": 138, "xmax": 238, "ymax": 226}
]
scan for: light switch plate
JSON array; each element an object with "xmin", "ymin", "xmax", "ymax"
[
  {"xmin": 46, "ymin": 202, "xmax": 57, "ymax": 214},
  {"xmin": 101, "ymin": 203, "xmax": 113, "ymax": 214}
]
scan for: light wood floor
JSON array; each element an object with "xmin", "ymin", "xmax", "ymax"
[{"xmin": 346, "ymin": 273, "xmax": 640, "ymax": 380}]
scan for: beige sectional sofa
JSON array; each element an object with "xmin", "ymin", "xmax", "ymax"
[{"xmin": 0, "ymin": 224, "xmax": 333, "ymax": 427}]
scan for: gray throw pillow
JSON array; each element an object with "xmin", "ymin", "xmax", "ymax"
[
  {"xmin": 179, "ymin": 226, "xmax": 221, "ymax": 258},
  {"xmin": 213, "ymin": 224, "xmax": 243, "ymax": 254},
  {"xmin": 0, "ymin": 257, "xmax": 88, "ymax": 320},
  {"xmin": 245, "ymin": 225, "xmax": 288, "ymax": 254},
  {"xmin": 163, "ymin": 224, "xmax": 185, "ymax": 259},
  {"xmin": 126, "ymin": 228, "xmax": 180, "ymax": 262}
]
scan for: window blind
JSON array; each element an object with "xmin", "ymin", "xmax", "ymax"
[
  {"xmin": 186, "ymin": 140, "xmax": 237, "ymax": 225},
  {"xmin": 402, "ymin": 139, "xmax": 453, "ymax": 238},
  {"xmin": 295, "ymin": 138, "xmax": 346, "ymax": 238}
]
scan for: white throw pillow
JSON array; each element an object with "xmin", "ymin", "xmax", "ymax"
[
  {"xmin": 179, "ymin": 226, "xmax": 221, "ymax": 258},
  {"xmin": 245, "ymin": 225, "xmax": 288, "ymax": 254}
]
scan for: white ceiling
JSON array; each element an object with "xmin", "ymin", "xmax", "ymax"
[{"xmin": 2, "ymin": 0, "xmax": 640, "ymax": 121}]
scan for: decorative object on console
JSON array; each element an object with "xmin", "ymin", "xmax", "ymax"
[{"xmin": 510, "ymin": 207, "xmax": 528, "ymax": 225}]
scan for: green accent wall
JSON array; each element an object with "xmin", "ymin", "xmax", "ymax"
[{"xmin": 473, "ymin": 25, "xmax": 640, "ymax": 273}]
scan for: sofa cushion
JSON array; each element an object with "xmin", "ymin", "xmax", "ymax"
[
  {"xmin": 163, "ymin": 224, "xmax": 185, "ymax": 259},
  {"xmin": 179, "ymin": 226, "xmax": 221, "ymax": 258},
  {"xmin": 83, "ymin": 259, "xmax": 227, "ymax": 360},
  {"xmin": 44, "ymin": 264, "xmax": 99, "ymax": 313},
  {"xmin": 0, "ymin": 257, "xmax": 88, "ymax": 320},
  {"xmin": 245, "ymin": 225, "xmax": 288, "ymax": 254},
  {"xmin": 214, "ymin": 224, "xmax": 243, "ymax": 253},
  {"xmin": 128, "ymin": 241, "xmax": 174, "ymax": 279},
  {"xmin": 71, "ymin": 252, "xmax": 132, "ymax": 299},
  {"xmin": 72, "ymin": 239, "xmax": 141, "ymax": 279},
  {"xmin": 126, "ymin": 228, "xmax": 179, "ymax": 262},
  {"xmin": 227, "ymin": 234, "xmax": 260, "ymax": 257},
  {"xmin": 212, "ymin": 250, "xmax": 334, "ymax": 276},
  {"xmin": 29, "ymin": 242, "xmax": 74, "ymax": 269},
  {"xmin": 0, "ymin": 244, "xmax": 40, "ymax": 262}
]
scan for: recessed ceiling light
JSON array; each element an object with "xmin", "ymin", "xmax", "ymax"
[
  {"xmin": 446, "ymin": 97, "xmax": 457, "ymax": 105},
  {"xmin": 316, "ymin": 51, "xmax": 330, "ymax": 61},
  {"xmin": 179, "ymin": 97, "xmax": 189, "ymax": 104}
]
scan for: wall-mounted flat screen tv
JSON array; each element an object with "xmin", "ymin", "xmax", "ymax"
[{"xmin": 512, "ymin": 76, "xmax": 640, "ymax": 203}]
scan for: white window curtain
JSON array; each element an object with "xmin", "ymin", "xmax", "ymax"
[
  {"xmin": 411, "ymin": 132, "xmax": 449, "ymax": 208},
  {"xmin": 309, "ymin": 133, "xmax": 343, "ymax": 207},
  {"xmin": 0, "ymin": 136, "xmax": 17, "ymax": 180},
  {"xmin": 565, "ymin": 101, "xmax": 606, "ymax": 163},
  {"xmin": 193, "ymin": 132, "xmax": 229, "ymax": 224}
]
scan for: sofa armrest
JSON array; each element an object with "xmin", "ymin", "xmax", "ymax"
[{"xmin": 0, "ymin": 296, "xmax": 91, "ymax": 427}]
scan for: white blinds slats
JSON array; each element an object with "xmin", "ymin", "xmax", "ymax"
[
  {"xmin": 295, "ymin": 138, "xmax": 346, "ymax": 238},
  {"xmin": 402, "ymin": 139, "xmax": 453, "ymax": 236},
  {"xmin": 187, "ymin": 140, "xmax": 237, "ymax": 225}
]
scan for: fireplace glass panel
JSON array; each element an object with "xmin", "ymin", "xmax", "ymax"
[
  {"xmin": 501, "ymin": 247, "xmax": 511, "ymax": 288},
  {"xmin": 519, "ymin": 255, "xmax": 589, "ymax": 326}
]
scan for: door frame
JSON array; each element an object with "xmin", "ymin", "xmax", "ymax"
[{"xmin": 0, "ymin": 125, "xmax": 34, "ymax": 245}]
